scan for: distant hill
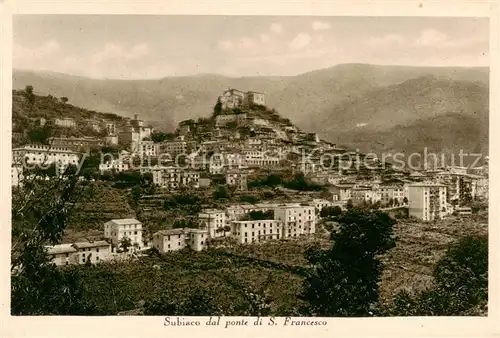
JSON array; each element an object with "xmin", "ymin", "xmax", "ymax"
[
  {"xmin": 323, "ymin": 112, "xmax": 488, "ymax": 166},
  {"xmin": 13, "ymin": 64, "xmax": 488, "ymax": 131},
  {"xmin": 313, "ymin": 75, "xmax": 488, "ymax": 159},
  {"xmin": 13, "ymin": 64, "xmax": 489, "ymax": 158}
]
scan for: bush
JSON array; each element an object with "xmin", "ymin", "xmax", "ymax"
[{"xmin": 389, "ymin": 235, "xmax": 488, "ymax": 316}]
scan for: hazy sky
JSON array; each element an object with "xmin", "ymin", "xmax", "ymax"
[{"xmin": 13, "ymin": 15, "xmax": 489, "ymax": 79}]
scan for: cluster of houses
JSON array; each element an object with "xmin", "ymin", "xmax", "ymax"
[
  {"xmin": 15, "ymin": 89, "xmax": 489, "ymax": 260},
  {"xmin": 46, "ymin": 199, "xmax": 328, "ymax": 266}
]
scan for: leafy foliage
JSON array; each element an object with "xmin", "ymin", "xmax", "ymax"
[
  {"xmin": 301, "ymin": 208, "xmax": 396, "ymax": 316},
  {"xmin": 11, "ymin": 164, "xmax": 97, "ymax": 315},
  {"xmin": 319, "ymin": 206, "xmax": 342, "ymax": 218},
  {"xmin": 389, "ymin": 235, "xmax": 488, "ymax": 316}
]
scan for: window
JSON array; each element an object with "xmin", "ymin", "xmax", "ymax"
[
  {"xmin": 66, "ymin": 253, "xmax": 69, "ymax": 257},
  {"xmin": 96, "ymin": 248, "xmax": 99, "ymax": 253},
  {"xmin": 66, "ymin": 261, "xmax": 69, "ymax": 265},
  {"xmin": 96, "ymin": 256, "xmax": 99, "ymax": 261},
  {"xmin": 134, "ymin": 231, "xmax": 137, "ymax": 235},
  {"xmin": 168, "ymin": 244, "xmax": 170, "ymax": 249}
]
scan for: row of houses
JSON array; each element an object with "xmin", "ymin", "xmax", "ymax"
[{"xmin": 46, "ymin": 199, "xmax": 326, "ymax": 265}]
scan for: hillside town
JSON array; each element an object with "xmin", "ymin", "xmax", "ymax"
[{"xmin": 11, "ymin": 87, "xmax": 489, "ymax": 267}]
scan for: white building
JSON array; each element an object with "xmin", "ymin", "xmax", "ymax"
[
  {"xmin": 312, "ymin": 199, "xmax": 334, "ymax": 213},
  {"xmin": 12, "ymin": 144, "xmax": 80, "ymax": 174},
  {"xmin": 151, "ymin": 166, "xmax": 200, "ymax": 190},
  {"xmin": 45, "ymin": 244, "xmax": 78, "ymax": 266},
  {"xmin": 231, "ymin": 220, "xmax": 282, "ymax": 244},
  {"xmin": 408, "ymin": 183, "xmax": 448, "ymax": 221},
  {"xmin": 72, "ymin": 241, "xmax": 112, "ymax": 264},
  {"xmin": 244, "ymin": 150, "xmax": 280, "ymax": 167},
  {"xmin": 246, "ymin": 91, "xmax": 266, "ymax": 106},
  {"xmin": 351, "ymin": 187, "xmax": 381, "ymax": 206},
  {"xmin": 226, "ymin": 169, "xmax": 248, "ymax": 191},
  {"xmin": 139, "ymin": 140, "xmax": 158, "ymax": 157},
  {"xmin": 329, "ymin": 183, "xmax": 354, "ymax": 202},
  {"xmin": 273, "ymin": 203, "xmax": 316, "ymax": 238},
  {"xmin": 99, "ymin": 158, "xmax": 130, "ymax": 174},
  {"xmin": 377, "ymin": 185, "xmax": 405, "ymax": 205},
  {"xmin": 104, "ymin": 218, "xmax": 143, "ymax": 251},
  {"xmin": 46, "ymin": 240, "xmax": 112, "ymax": 266},
  {"xmin": 152, "ymin": 228, "xmax": 208, "ymax": 252},
  {"xmin": 54, "ymin": 117, "xmax": 76, "ymax": 128},
  {"xmin": 198, "ymin": 209, "xmax": 226, "ymax": 238}
]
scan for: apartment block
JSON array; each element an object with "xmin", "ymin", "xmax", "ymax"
[
  {"xmin": 45, "ymin": 240, "xmax": 112, "ymax": 266},
  {"xmin": 12, "ymin": 144, "xmax": 80, "ymax": 173},
  {"xmin": 273, "ymin": 203, "xmax": 316, "ymax": 238},
  {"xmin": 408, "ymin": 183, "xmax": 448, "ymax": 221},
  {"xmin": 104, "ymin": 218, "xmax": 143, "ymax": 251},
  {"xmin": 152, "ymin": 228, "xmax": 209, "ymax": 252},
  {"xmin": 198, "ymin": 209, "xmax": 226, "ymax": 238},
  {"xmin": 231, "ymin": 220, "xmax": 282, "ymax": 244}
]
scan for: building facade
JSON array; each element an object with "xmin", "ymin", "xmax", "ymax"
[
  {"xmin": 198, "ymin": 209, "xmax": 226, "ymax": 238},
  {"xmin": 12, "ymin": 144, "xmax": 80, "ymax": 173},
  {"xmin": 231, "ymin": 220, "xmax": 282, "ymax": 244},
  {"xmin": 408, "ymin": 183, "xmax": 448, "ymax": 221},
  {"xmin": 273, "ymin": 203, "xmax": 316, "ymax": 238},
  {"xmin": 46, "ymin": 240, "xmax": 112, "ymax": 266},
  {"xmin": 54, "ymin": 118, "xmax": 77, "ymax": 128},
  {"xmin": 151, "ymin": 166, "xmax": 201, "ymax": 190},
  {"xmin": 104, "ymin": 218, "xmax": 143, "ymax": 251},
  {"xmin": 152, "ymin": 228, "xmax": 209, "ymax": 252}
]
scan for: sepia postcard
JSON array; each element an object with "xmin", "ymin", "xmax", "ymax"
[{"xmin": 0, "ymin": 0, "xmax": 499, "ymax": 337}]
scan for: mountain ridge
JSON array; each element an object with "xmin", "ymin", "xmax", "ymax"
[{"xmin": 13, "ymin": 63, "xmax": 489, "ymax": 156}]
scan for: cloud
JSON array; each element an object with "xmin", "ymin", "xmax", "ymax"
[
  {"xmin": 368, "ymin": 34, "xmax": 405, "ymax": 47},
  {"xmin": 129, "ymin": 43, "xmax": 150, "ymax": 59},
  {"xmin": 316, "ymin": 35, "xmax": 325, "ymax": 43},
  {"xmin": 312, "ymin": 21, "xmax": 330, "ymax": 31},
  {"xmin": 289, "ymin": 33, "xmax": 312, "ymax": 50},
  {"xmin": 414, "ymin": 29, "xmax": 449, "ymax": 47},
  {"xmin": 238, "ymin": 37, "xmax": 256, "ymax": 49},
  {"xmin": 92, "ymin": 43, "xmax": 150, "ymax": 64},
  {"xmin": 217, "ymin": 40, "xmax": 234, "ymax": 51},
  {"xmin": 270, "ymin": 23, "xmax": 283, "ymax": 34},
  {"xmin": 260, "ymin": 33, "xmax": 271, "ymax": 43},
  {"xmin": 14, "ymin": 40, "xmax": 60, "ymax": 62}
]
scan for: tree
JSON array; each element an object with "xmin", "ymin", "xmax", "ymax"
[
  {"xmin": 301, "ymin": 208, "xmax": 396, "ymax": 316},
  {"xmin": 119, "ymin": 236, "xmax": 133, "ymax": 253},
  {"xmin": 319, "ymin": 206, "xmax": 342, "ymax": 218},
  {"xmin": 213, "ymin": 98, "xmax": 222, "ymax": 116},
  {"xmin": 346, "ymin": 199, "xmax": 354, "ymax": 209},
  {"xmin": 60, "ymin": 97, "xmax": 69, "ymax": 104},
  {"xmin": 11, "ymin": 162, "xmax": 97, "ymax": 315},
  {"xmin": 389, "ymin": 235, "xmax": 487, "ymax": 316},
  {"xmin": 403, "ymin": 197, "xmax": 408, "ymax": 205},
  {"xmin": 131, "ymin": 185, "xmax": 142, "ymax": 202},
  {"xmin": 213, "ymin": 185, "xmax": 230, "ymax": 200},
  {"xmin": 24, "ymin": 85, "xmax": 35, "ymax": 106}
]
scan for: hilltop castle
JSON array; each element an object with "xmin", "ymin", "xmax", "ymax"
[{"xmin": 218, "ymin": 88, "xmax": 266, "ymax": 110}]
